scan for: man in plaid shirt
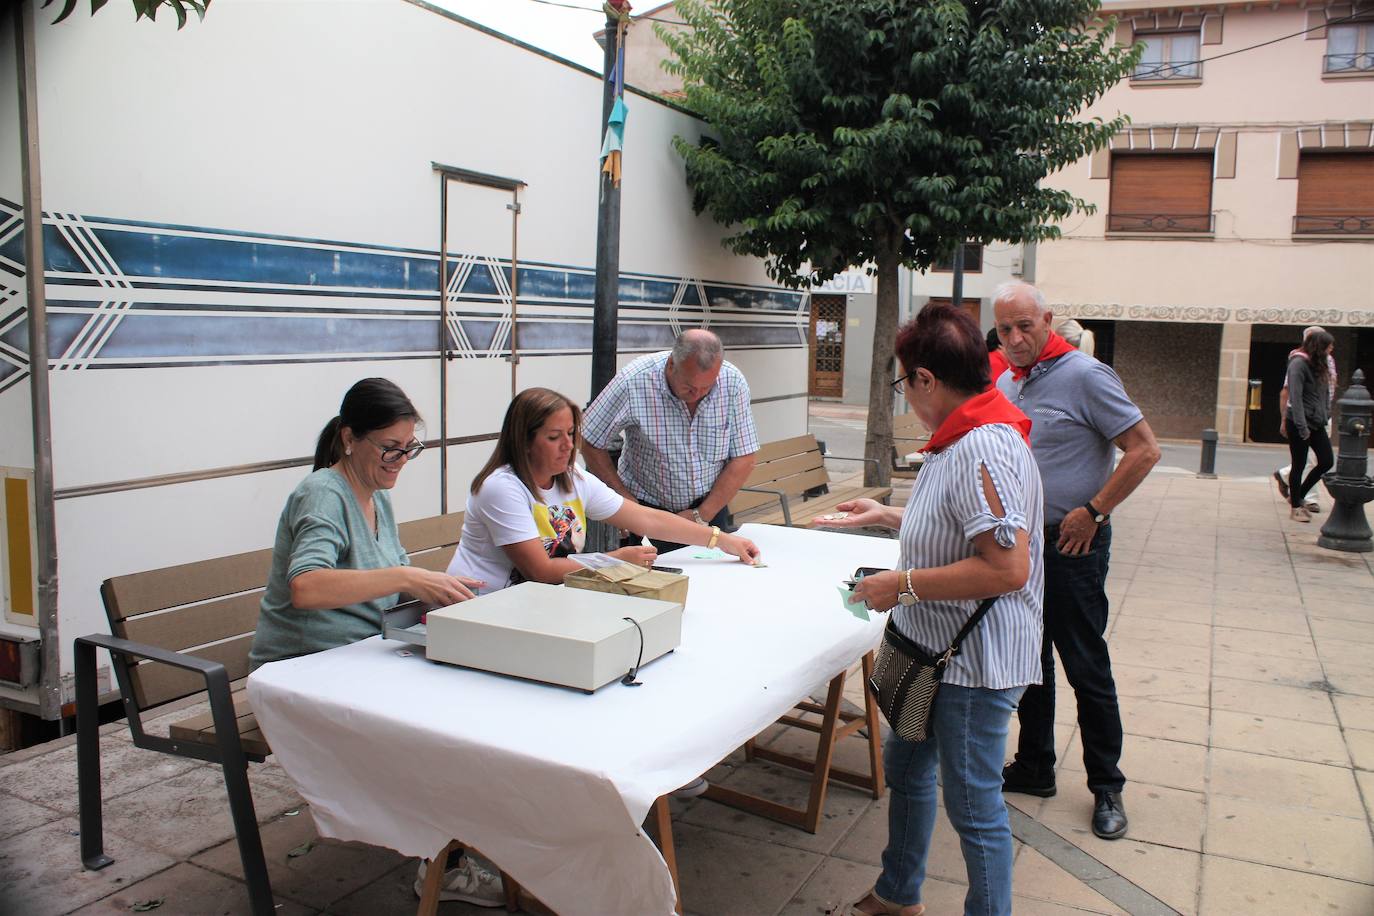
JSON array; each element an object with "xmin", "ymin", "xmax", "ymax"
[{"xmin": 583, "ymin": 329, "xmax": 760, "ymax": 551}]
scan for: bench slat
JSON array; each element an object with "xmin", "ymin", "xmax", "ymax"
[
  {"xmin": 120, "ymin": 590, "xmax": 262, "ymax": 654},
  {"xmin": 752, "ymin": 434, "xmax": 820, "ymax": 464},
  {"xmin": 743, "ymin": 451, "xmax": 820, "ymax": 487},
  {"xmin": 407, "ymin": 548, "xmax": 453, "ymax": 573},
  {"xmin": 132, "ymin": 634, "xmax": 255, "ymax": 709},
  {"xmin": 103, "ymin": 548, "xmax": 275, "ymax": 621},
  {"xmin": 397, "ymin": 512, "xmax": 464, "ymax": 553}
]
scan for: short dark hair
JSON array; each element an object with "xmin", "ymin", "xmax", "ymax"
[
  {"xmin": 895, "ymin": 302, "xmax": 989, "ymax": 396},
  {"xmin": 314, "ymin": 378, "xmax": 421, "ymax": 471},
  {"xmin": 985, "ymin": 327, "xmax": 1000, "ymax": 353}
]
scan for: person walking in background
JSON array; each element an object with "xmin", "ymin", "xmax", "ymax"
[
  {"xmin": 1274, "ymin": 326, "xmax": 1337, "ymax": 512},
  {"xmin": 994, "ymin": 281, "xmax": 1160, "ymax": 841},
  {"xmin": 986, "ymin": 326, "xmax": 1010, "ymax": 385},
  {"xmin": 582, "ymin": 329, "xmax": 759, "ymax": 552},
  {"xmin": 1282, "ymin": 329, "xmax": 1337, "ymax": 523}
]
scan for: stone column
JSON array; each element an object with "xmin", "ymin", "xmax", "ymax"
[{"xmin": 1214, "ymin": 322, "xmax": 1252, "ymax": 443}]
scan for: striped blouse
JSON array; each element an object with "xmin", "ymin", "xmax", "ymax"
[{"xmin": 894, "ymin": 423, "xmax": 1044, "ymax": 690}]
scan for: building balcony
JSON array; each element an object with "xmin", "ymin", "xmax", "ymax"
[
  {"xmin": 1106, "ymin": 212, "xmax": 1214, "ymax": 234},
  {"xmin": 1324, "ymin": 52, "xmax": 1374, "ymax": 73},
  {"xmin": 1293, "ymin": 213, "xmax": 1374, "ymax": 235}
]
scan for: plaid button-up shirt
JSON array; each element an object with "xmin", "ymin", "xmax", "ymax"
[{"xmin": 582, "ymin": 351, "xmax": 760, "ymax": 511}]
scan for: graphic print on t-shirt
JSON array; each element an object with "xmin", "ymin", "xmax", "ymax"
[{"xmin": 538, "ymin": 498, "xmax": 587, "ymax": 559}]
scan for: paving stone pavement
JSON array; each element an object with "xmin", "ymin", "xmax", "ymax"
[{"xmin": 2, "ymin": 472, "xmax": 1373, "ymax": 915}]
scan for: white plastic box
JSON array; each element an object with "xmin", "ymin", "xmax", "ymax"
[{"xmin": 424, "ymin": 582, "xmax": 684, "ymax": 692}]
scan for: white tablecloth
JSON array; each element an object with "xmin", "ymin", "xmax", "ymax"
[{"xmin": 247, "ymin": 524, "xmax": 897, "ymax": 916}]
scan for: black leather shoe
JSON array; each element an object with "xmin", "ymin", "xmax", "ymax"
[
  {"xmin": 1001, "ymin": 761, "xmax": 1056, "ymax": 797},
  {"xmin": 1092, "ymin": 791, "xmax": 1127, "ymax": 839}
]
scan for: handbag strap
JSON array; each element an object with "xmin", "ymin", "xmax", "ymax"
[{"xmin": 883, "ymin": 596, "xmax": 1000, "ymax": 665}]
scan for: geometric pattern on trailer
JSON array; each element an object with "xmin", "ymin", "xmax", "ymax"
[{"xmin": 0, "ymin": 197, "xmax": 809, "ymax": 394}]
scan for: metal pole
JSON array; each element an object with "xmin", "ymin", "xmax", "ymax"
[
  {"xmin": 590, "ymin": 13, "xmax": 623, "ymax": 402},
  {"xmin": 438, "ymin": 176, "xmax": 450, "ymax": 514},
  {"xmin": 1198, "ymin": 428, "xmax": 1218, "ymax": 479},
  {"xmin": 15, "ymin": 0, "xmax": 61, "ymax": 721},
  {"xmin": 509, "ymin": 187, "xmax": 521, "ymax": 399},
  {"xmin": 950, "ymin": 242, "xmax": 964, "ymax": 310}
]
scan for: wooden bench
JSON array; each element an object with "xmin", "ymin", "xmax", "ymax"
[
  {"xmin": 75, "ymin": 511, "xmax": 468, "ymax": 916},
  {"xmin": 730, "ymin": 434, "xmax": 892, "ymax": 528},
  {"xmin": 892, "ymin": 410, "xmax": 930, "ymax": 478}
]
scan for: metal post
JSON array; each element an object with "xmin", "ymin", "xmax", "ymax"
[
  {"xmin": 950, "ymin": 243, "xmax": 964, "ymax": 310},
  {"xmin": 591, "ymin": 12, "xmax": 623, "ymax": 402},
  {"xmin": 16, "ymin": 0, "xmax": 61, "ymax": 721},
  {"xmin": 1198, "ymin": 428, "xmax": 1218, "ymax": 479},
  {"xmin": 509, "ymin": 186, "xmax": 522, "ymax": 399},
  {"xmin": 437, "ymin": 176, "xmax": 450, "ymax": 514}
]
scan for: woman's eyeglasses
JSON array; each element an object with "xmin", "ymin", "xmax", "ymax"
[
  {"xmin": 891, "ymin": 369, "xmax": 916, "ymax": 393},
  {"xmin": 365, "ymin": 438, "xmax": 425, "ymax": 463}
]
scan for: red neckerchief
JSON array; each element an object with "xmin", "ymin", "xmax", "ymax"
[
  {"xmin": 920, "ymin": 388, "xmax": 1032, "ymax": 453},
  {"xmin": 1009, "ymin": 331, "xmax": 1076, "ymax": 381},
  {"xmin": 987, "ymin": 349, "xmax": 1010, "ymax": 389}
]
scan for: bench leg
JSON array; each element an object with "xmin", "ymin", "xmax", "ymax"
[
  {"xmin": 209, "ymin": 683, "xmax": 274, "ymax": 916},
  {"xmin": 75, "ymin": 639, "xmax": 113, "ymax": 871}
]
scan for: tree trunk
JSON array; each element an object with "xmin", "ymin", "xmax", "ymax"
[{"xmin": 863, "ymin": 243, "xmax": 901, "ymax": 487}]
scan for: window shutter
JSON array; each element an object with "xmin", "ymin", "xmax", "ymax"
[
  {"xmin": 1109, "ymin": 154, "xmax": 1213, "ymax": 231},
  {"xmin": 1296, "ymin": 153, "xmax": 1374, "ymax": 233}
]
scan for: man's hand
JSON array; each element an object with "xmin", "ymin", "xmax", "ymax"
[
  {"xmin": 1279, "ymin": 416, "xmax": 1287, "ymax": 439},
  {"xmin": 1056, "ymin": 507, "xmax": 1099, "ymax": 557}
]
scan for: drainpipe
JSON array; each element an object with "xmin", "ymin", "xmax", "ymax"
[{"xmin": 15, "ymin": 0, "xmax": 61, "ymax": 722}]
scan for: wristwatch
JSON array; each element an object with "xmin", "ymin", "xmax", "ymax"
[
  {"xmin": 707, "ymin": 525, "xmax": 721, "ymax": 549},
  {"xmin": 691, "ymin": 509, "xmax": 705, "ymax": 524},
  {"xmin": 1084, "ymin": 501, "xmax": 1109, "ymax": 524},
  {"xmin": 897, "ymin": 568, "xmax": 919, "ymax": 607}
]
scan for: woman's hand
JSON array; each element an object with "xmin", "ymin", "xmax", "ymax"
[
  {"xmin": 812, "ymin": 498, "xmax": 890, "ymax": 529},
  {"xmin": 718, "ymin": 533, "xmax": 762, "ymax": 565},
  {"xmin": 611, "ymin": 545, "xmax": 658, "ymax": 568},
  {"xmin": 850, "ymin": 569, "xmax": 901, "ymax": 612},
  {"xmin": 404, "ymin": 568, "xmax": 482, "ymax": 606}
]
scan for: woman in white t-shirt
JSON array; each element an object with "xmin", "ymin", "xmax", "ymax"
[{"xmin": 449, "ymin": 387, "xmax": 761, "ymax": 592}]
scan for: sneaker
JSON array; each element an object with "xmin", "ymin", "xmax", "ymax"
[
  {"xmin": 414, "ymin": 856, "xmax": 505, "ymax": 908},
  {"xmin": 1305, "ymin": 500, "xmax": 1321, "ymax": 513},
  {"xmin": 1291, "ymin": 505, "xmax": 1312, "ymax": 523},
  {"xmin": 1001, "ymin": 761, "xmax": 1056, "ymax": 797},
  {"xmin": 1273, "ymin": 471, "xmax": 1290, "ymax": 500},
  {"xmin": 671, "ymin": 776, "xmax": 709, "ymax": 799}
]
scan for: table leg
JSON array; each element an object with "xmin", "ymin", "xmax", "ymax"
[
  {"xmin": 649, "ymin": 796, "xmax": 684, "ymax": 916},
  {"xmin": 860, "ymin": 650, "xmax": 885, "ymax": 799},
  {"xmin": 417, "ymin": 839, "xmax": 461, "ymax": 916}
]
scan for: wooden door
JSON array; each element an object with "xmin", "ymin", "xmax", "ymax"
[
  {"xmin": 927, "ymin": 297, "xmax": 981, "ymax": 326},
  {"xmin": 808, "ymin": 295, "xmax": 846, "ymax": 398}
]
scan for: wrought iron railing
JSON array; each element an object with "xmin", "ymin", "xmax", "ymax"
[
  {"xmin": 1132, "ymin": 62, "xmax": 1201, "ymax": 80},
  {"xmin": 1324, "ymin": 52, "xmax": 1374, "ymax": 73},
  {"xmin": 1294, "ymin": 214, "xmax": 1374, "ymax": 234},
  {"xmin": 1107, "ymin": 212, "xmax": 1214, "ymax": 233}
]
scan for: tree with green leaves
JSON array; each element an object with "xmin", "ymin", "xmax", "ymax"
[
  {"xmin": 43, "ymin": 0, "xmax": 210, "ymax": 30},
  {"xmin": 661, "ymin": 0, "xmax": 1138, "ymax": 485}
]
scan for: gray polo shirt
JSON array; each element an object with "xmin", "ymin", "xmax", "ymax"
[{"xmin": 996, "ymin": 351, "xmax": 1143, "ymax": 526}]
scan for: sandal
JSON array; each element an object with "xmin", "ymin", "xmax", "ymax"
[{"xmin": 830, "ymin": 889, "xmax": 925, "ymax": 916}]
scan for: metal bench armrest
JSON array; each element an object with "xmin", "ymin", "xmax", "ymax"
[
  {"xmin": 821, "ymin": 453, "xmax": 880, "ymax": 472},
  {"xmin": 738, "ymin": 486, "xmax": 793, "ymax": 526}
]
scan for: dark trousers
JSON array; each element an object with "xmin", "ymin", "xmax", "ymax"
[
  {"xmin": 619, "ymin": 498, "xmax": 733, "ymax": 554},
  {"xmin": 1287, "ymin": 424, "xmax": 1334, "ymax": 507},
  {"xmin": 1014, "ymin": 523, "xmax": 1125, "ymax": 794}
]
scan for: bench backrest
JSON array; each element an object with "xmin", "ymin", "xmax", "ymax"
[
  {"xmin": 100, "ymin": 511, "xmax": 465, "ymax": 711},
  {"xmin": 730, "ymin": 435, "xmax": 830, "ymax": 515},
  {"xmin": 892, "ymin": 411, "xmax": 929, "ymax": 462}
]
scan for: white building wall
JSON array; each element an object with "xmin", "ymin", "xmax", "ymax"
[{"xmin": 0, "ymin": 0, "xmax": 807, "ymax": 688}]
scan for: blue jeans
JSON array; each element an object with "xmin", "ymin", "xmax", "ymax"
[{"xmin": 875, "ymin": 683, "xmax": 1026, "ymax": 916}]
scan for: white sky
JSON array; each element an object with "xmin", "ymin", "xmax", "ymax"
[{"xmin": 431, "ymin": 0, "xmax": 609, "ymax": 70}]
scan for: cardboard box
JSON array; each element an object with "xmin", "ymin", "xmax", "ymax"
[
  {"xmin": 563, "ymin": 562, "xmax": 690, "ymax": 606},
  {"xmin": 425, "ymin": 582, "xmax": 683, "ymax": 692}
]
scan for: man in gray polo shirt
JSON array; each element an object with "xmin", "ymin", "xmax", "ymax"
[{"xmin": 994, "ymin": 282, "xmax": 1160, "ymax": 840}]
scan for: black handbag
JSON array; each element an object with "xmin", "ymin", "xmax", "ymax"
[{"xmin": 866, "ymin": 597, "xmax": 998, "ymax": 742}]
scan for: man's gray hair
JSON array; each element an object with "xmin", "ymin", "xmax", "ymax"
[
  {"xmin": 992, "ymin": 281, "xmax": 1048, "ymax": 315},
  {"xmin": 672, "ymin": 328, "xmax": 724, "ymax": 370}
]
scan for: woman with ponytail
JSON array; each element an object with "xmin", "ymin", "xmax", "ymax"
[{"xmin": 249, "ymin": 378, "xmax": 483, "ymax": 669}]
